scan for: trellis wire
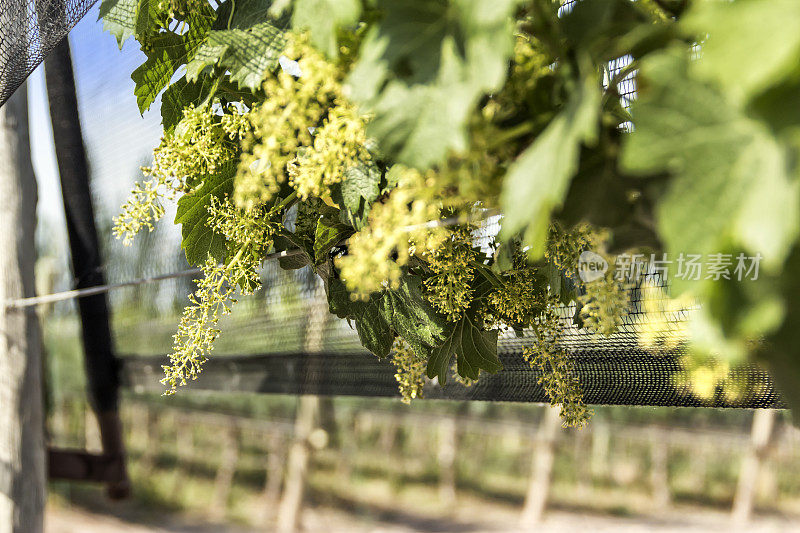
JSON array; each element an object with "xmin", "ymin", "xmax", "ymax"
[{"xmin": 5, "ymin": 209, "xmax": 501, "ymax": 309}]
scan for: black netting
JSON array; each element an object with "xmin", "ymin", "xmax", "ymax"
[
  {"xmin": 123, "ymin": 351, "xmax": 783, "ymax": 408},
  {"xmin": 115, "ymin": 251, "xmax": 782, "ymax": 409},
  {"xmin": 0, "ymin": 0, "xmax": 97, "ymax": 107}
]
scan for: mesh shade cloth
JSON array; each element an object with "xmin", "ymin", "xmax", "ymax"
[
  {"xmin": 0, "ymin": 0, "xmax": 97, "ymax": 106},
  {"xmin": 116, "ymin": 258, "xmax": 783, "ymax": 409},
  {"xmin": 122, "ymin": 351, "xmax": 783, "ymax": 408}
]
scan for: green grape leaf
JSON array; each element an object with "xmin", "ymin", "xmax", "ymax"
[
  {"xmin": 132, "ymin": 33, "xmax": 191, "ymax": 113},
  {"xmin": 534, "ymin": 261, "xmax": 579, "ymax": 307},
  {"xmin": 326, "ymin": 279, "xmax": 393, "ymax": 357},
  {"xmin": 134, "ymin": 0, "xmax": 161, "ymax": 38},
  {"xmin": 326, "ymin": 278, "xmax": 353, "ymax": 319},
  {"xmin": 456, "ymin": 0, "xmax": 531, "ymax": 90},
  {"xmin": 99, "ymin": 0, "xmax": 138, "ymax": 48},
  {"xmin": 186, "ymin": 22, "xmax": 286, "ymax": 91},
  {"xmin": 291, "ymin": 0, "xmax": 361, "ymax": 57},
  {"xmin": 561, "ymin": 0, "xmax": 651, "ymax": 62},
  {"xmin": 278, "ymin": 253, "xmax": 311, "ymax": 270},
  {"xmin": 161, "ymin": 76, "xmax": 257, "ymax": 134},
  {"xmin": 356, "ymin": 0, "xmax": 516, "ymax": 88},
  {"xmin": 382, "ymin": 164, "xmax": 403, "ymax": 192},
  {"xmin": 314, "ymin": 215, "xmax": 354, "ymax": 264},
  {"xmin": 345, "ymin": 27, "xmax": 388, "ymax": 104},
  {"xmin": 160, "ymin": 76, "xmax": 214, "ymax": 134},
  {"xmin": 330, "ymin": 163, "xmax": 382, "ymax": 230},
  {"xmin": 471, "ymin": 261, "xmax": 505, "ymax": 291},
  {"xmin": 329, "ymin": 273, "xmax": 447, "ymax": 360},
  {"xmin": 540, "ymin": 262, "xmax": 561, "ymax": 299},
  {"xmin": 366, "ymin": 38, "xmax": 477, "ymax": 169},
  {"xmin": 131, "ymin": 9, "xmax": 215, "ymax": 113},
  {"xmin": 500, "ymin": 78, "xmax": 600, "ymax": 257},
  {"xmin": 622, "ymin": 48, "xmax": 799, "ymax": 282},
  {"xmin": 359, "ymin": 2, "xmax": 453, "ymax": 86},
  {"xmin": 750, "ymin": 74, "xmax": 800, "ymax": 137},
  {"xmin": 491, "ymin": 241, "xmax": 515, "ymax": 273},
  {"xmin": 327, "ymin": 272, "xmax": 444, "ymax": 361},
  {"xmin": 174, "ymin": 162, "xmax": 236, "ymax": 265},
  {"xmin": 379, "ymin": 275, "xmax": 447, "ymax": 359},
  {"xmin": 348, "ymin": 0, "xmax": 518, "ymax": 169},
  {"xmin": 352, "ymin": 300, "xmax": 394, "ymax": 358},
  {"xmin": 273, "ymin": 228, "xmax": 314, "ymax": 270},
  {"xmin": 221, "ymin": 0, "xmax": 282, "ymax": 28},
  {"xmin": 682, "ymin": 0, "xmax": 800, "ymax": 104},
  {"xmin": 557, "ymin": 140, "xmax": 640, "ymax": 232},
  {"xmin": 426, "ymin": 311, "xmax": 501, "ymax": 385}
]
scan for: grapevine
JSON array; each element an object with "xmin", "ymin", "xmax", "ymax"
[{"xmin": 102, "ymin": 0, "xmax": 800, "ymax": 424}]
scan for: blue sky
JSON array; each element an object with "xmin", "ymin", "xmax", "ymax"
[{"xmin": 28, "ymin": 3, "xmax": 164, "ymax": 249}]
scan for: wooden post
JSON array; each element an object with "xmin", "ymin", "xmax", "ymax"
[
  {"xmin": 138, "ymin": 405, "xmax": 158, "ymax": 474},
  {"xmin": 437, "ymin": 417, "xmax": 457, "ymax": 508},
  {"xmin": 275, "ymin": 280, "xmax": 327, "ymax": 533},
  {"xmin": 688, "ymin": 437, "xmax": 708, "ymax": 492},
  {"xmin": 379, "ymin": 418, "xmax": 400, "ymax": 455},
  {"xmin": 649, "ymin": 427, "xmax": 670, "ymax": 511},
  {"xmin": 0, "ymin": 83, "xmax": 47, "ymax": 533},
  {"xmin": 336, "ymin": 415, "xmax": 356, "ymax": 481},
  {"xmin": 519, "ymin": 406, "xmax": 561, "ymax": 528},
  {"xmin": 318, "ymin": 397, "xmax": 337, "ymax": 448},
  {"xmin": 276, "ymin": 396, "xmax": 318, "ymax": 533},
  {"xmin": 51, "ymin": 399, "xmax": 69, "ymax": 445},
  {"xmin": 176, "ymin": 413, "xmax": 195, "ymax": 463},
  {"xmin": 732, "ymin": 409, "xmax": 776, "ymax": 524},
  {"xmin": 759, "ymin": 460, "xmax": 779, "ymax": 503},
  {"xmin": 84, "ymin": 407, "xmax": 102, "ymax": 454},
  {"xmin": 590, "ymin": 420, "xmax": 610, "ymax": 481},
  {"xmin": 260, "ymin": 433, "xmax": 286, "ymax": 522},
  {"xmin": 131, "ymin": 403, "xmax": 150, "ymax": 452},
  {"xmin": 76, "ymin": 400, "xmax": 87, "ymax": 449},
  {"xmin": 210, "ymin": 421, "xmax": 240, "ymax": 521},
  {"xmin": 175, "ymin": 412, "xmax": 194, "ymax": 491},
  {"xmin": 574, "ymin": 427, "xmax": 590, "ymax": 498}
]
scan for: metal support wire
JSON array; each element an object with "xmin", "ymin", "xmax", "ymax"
[
  {"xmin": 5, "ymin": 209, "xmax": 500, "ymax": 310},
  {"xmin": 3, "ymin": 248, "xmax": 303, "ymax": 309}
]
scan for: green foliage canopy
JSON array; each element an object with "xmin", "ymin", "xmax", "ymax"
[{"xmin": 102, "ymin": 0, "xmax": 800, "ymax": 425}]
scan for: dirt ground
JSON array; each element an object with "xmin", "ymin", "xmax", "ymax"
[{"xmin": 45, "ymin": 502, "xmax": 800, "ymax": 533}]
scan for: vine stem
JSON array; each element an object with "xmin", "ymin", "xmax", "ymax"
[
  {"xmin": 212, "ymin": 190, "xmax": 297, "ymax": 294},
  {"xmin": 272, "ymin": 191, "xmax": 298, "ymax": 213},
  {"xmin": 200, "ymin": 77, "xmax": 223, "ymax": 108},
  {"xmin": 486, "ymin": 121, "xmax": 535, "ymax": 150},
  {"xmin": 216, "ymin": 245, "xmax": 246, "ymax": 292},
  {"xmin": 227, "ymin": 0, "xmax": 236, "ymax": 29}
]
